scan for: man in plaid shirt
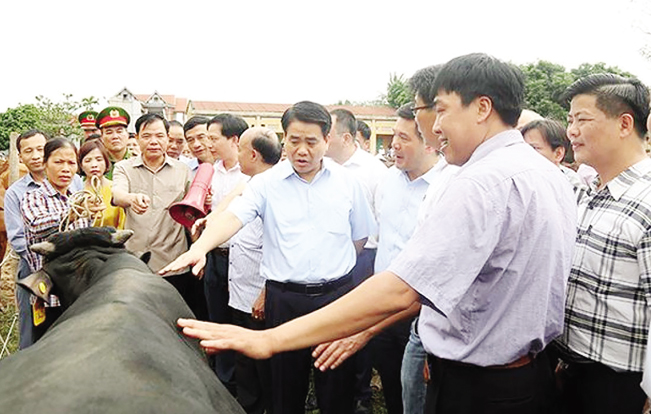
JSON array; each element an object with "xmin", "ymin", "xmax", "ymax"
[{"xmin": 555, "ymin": 73, "xmax": 651, "ymax": 413}]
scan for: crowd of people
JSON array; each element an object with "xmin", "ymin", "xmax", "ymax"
[{"xmin": 4, "ymin": 52, "xmax": 651, "ymax": 414}]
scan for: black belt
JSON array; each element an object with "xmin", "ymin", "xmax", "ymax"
[
  {"xmin": 428, "ymin": 353, "xmax": 533, "ymax": 371},
  {"xmin": 268, "ymin": 273, "xmax": 352, "ymax": 296}
]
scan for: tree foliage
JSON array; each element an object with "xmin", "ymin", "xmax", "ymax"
[
  {"xmin": 518, "ymin": 61, "xmax": 637, "ymax": 122},
  {"xmin": 384, "ymin": 73, "xmax": 412, "ymax": 109},
  {"xmin": 0, "ymin": 94, "xmax": 98, "ymax": 151}
]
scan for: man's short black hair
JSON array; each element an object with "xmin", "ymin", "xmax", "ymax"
[
  {"xmin": 208, "ymin": 114, "xmax": 249, "ymax": 138},
  {"xmin": 330, "ymin": 108, "xmax": 357, "ymax": 136},
  {"xmin": 432, "ymin": 53, "xmax": 524, "ymax": 127},
  {"xmin": 561, "ymin": 73, "xmax": 650, "ymax": 138},
  {"xmin": 409, "ymin": 65, "xmax": 442, "ymax": 106},
  {"xmin": 17, "ymin": 129, "xmax": 49, "ymax": 152},
  {"xmin": 520, "ymin": 119, "xmax": 571, "ymax": 159},
  {"xmin": 250, "ymin": 129, "xmax": 282, "ymax": 165},
  {"xmin": 396, "ymin": 103, "xmax": 422, "ymax": 140},
  {"xmin": 183, "ymin": 116, "xmax": 209, "ymax": 135},
  {"xmin": 169, "ymin": 120, "xmax": 183, "ymax": 129},
  {"xmin": 135, "ymin": 113, "xmax": 170, "ymax": 134},
  {"xmin": 281, "ymin": 101, "xmax": 331, "ymax": 137},
  {"xmin": 356, "ymin": 120, "xmax": 371, "ymax": 141}
]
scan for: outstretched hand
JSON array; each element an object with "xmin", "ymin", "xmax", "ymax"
[
  {"xmin": 312, "ymin": 330, "xmax": 372, "ymax": 371},
  {"xmin": 178, "ymin": 318, "xmax": 275, "ymax": 360},
  {"xmin": 159, "ymin": 248, "xmax": 206, "ymax": 277}
]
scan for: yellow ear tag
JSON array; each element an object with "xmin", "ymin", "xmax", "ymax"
[
  {"xmin": 33, "ymin": 300, "xmax": 46, "ymax": 326},
  {"xmin": 38, "ymin": 281, "xmax": 47, "ymax": 294}
]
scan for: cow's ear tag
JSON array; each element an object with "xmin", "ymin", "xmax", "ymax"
[
  {"xmin": 32, "ymin": 299, "xmax": 46, "ymax": 326},
  {"xmin": 17, "ymin": 270, "xmax": 53, "ymax": 303}
]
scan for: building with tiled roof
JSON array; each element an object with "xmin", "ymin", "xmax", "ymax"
[{"xmin": 107, "ymin": 88, "xmax": 399, "ymax": 153}]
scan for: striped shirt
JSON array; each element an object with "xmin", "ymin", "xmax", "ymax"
[
  {"xmin": 228, "ymin": 217, "xmax": 265, "ymax": 313},
  {"xmin": 557, "ymin": 157, "xmax": 651, "ymax": 372},
  {"xmin": 21, "ymin": 180, "xmax": 91, "ymax": 306}
]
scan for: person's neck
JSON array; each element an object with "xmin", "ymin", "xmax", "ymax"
[
  {"xmin": 221, "ymin": 155, "xmax": 238, "ymax": 171},
  {"xmin": 143, "ymin": 155, "xmax": 166, "ymax": 171},
  {"xmin": 251, "ymin": 162, "xmax": 273, "ymax": 177},
  {"xmin": 406, "ymin": 153, "xmax": 438, "ymax": 181},
  {"xmin": 30, "ymin": 170, "xmax": 46, "ymax": 183},
  {"xmin": 110, "ymin": 147, "xmax": 127, "ymax": 161},
  {"xmin": 595, "ymin": 147, "xmax": 647, "ymax": 189},
  {"xmin": 335, "ymin": 145, "xmax": 356, "ymax": 165}
]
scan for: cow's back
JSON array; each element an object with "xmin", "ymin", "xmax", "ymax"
[{"xmin": 0, "ymin": 253, "xmax": 244, "ymax": 414}]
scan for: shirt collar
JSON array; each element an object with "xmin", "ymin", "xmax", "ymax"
[
  {"xmin": 214, "ymin": 159, "xmax": 241, "ymax": 174},
  {"xmin": 462, "ymin": 129, "xmax": 524, "ymax": 169},
  {"xmin": 278, "ymin": 158, "xmax": 330, "ymax": 182},
  {"xmin": 132, "ymin": 155, "xmax": 174, "ymax": 171},
  {"xmin": 42, "ymin": 179, "xmax": 70, "ymax": 198},
  {"xmin": 605, "ymin": 158, "xmax": 651, "ymax": 201},
  {"xmin": 342, "ymin": 148, "xmax": 364, "ymax": 168}
]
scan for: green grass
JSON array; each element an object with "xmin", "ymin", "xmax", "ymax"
[{"xmin": 0, "ymin": 303, "xmax": 19, "ymax": 359}]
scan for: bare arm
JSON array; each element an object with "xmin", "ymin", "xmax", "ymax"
[
  {"xmin": 313, "ymin": 302, "xmax": 421, "ymax": 370},
  {"xmin": 160, "ymin": 210, "xmax": 244, "ymax": 276},
  {"xmin": 178, "ymin": 271, "xmax": 420, "ymax": 359}
]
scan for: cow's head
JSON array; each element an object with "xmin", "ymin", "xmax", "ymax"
[{"xmin": 18, "ymin": 227, "xmax": 138, "ymax": 308}]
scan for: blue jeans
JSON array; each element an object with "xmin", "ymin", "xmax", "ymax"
[
  {"xmin": 16, "ymin": 257, "xmax": 34, "ymax": 349},
  {"xmin": 401, "ymin": 318, "xmax": 427, "ymax": 414}
]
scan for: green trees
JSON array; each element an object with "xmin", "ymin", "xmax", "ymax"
[
  {"xmin": 518, "ymin": 61, "xmax": 635, "ymax": 121},
  {"xmin": 0, "ymin": 94, "xmax": 98, "ymax": 151}
]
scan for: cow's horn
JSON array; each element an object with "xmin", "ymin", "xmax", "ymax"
[
  {"xmin": 30, "ymin": 241, "xmax": 56, "ymax": 255},
  {"xmin": 110, "ymin": 229, "xmax": 134, "ymax": 245}
]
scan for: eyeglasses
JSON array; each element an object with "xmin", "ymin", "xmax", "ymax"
[{"xmin": 411, "ymin": 103, "xmax": 434, "ymax": 115}]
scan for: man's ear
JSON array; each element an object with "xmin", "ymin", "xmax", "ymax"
[
  {"xmin": 476, "ymin": 96, "xmax": 493, "ymax": 123},
  {"xmin": 619, "ymin": 113, "xmax": 636, "ymax": 138},
  {"xmin": 553, "ymin": 146, "xmax": 566, "ymax": 164}
]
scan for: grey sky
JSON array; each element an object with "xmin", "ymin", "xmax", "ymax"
[{"xmin": 1, "ymin": 0, "xmax": 649, "ymax": 112}]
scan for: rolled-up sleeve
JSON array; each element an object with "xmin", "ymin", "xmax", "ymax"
[{"xmin": 387, "ymin": 177, "xmax": 502, "ymax": 316}]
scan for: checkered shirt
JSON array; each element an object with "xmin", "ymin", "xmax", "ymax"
[
  {"xmin": 557, "ymin": 158, "xmax": 651, "ymax": 372},
  {"xmin": 21, "ymin": 179, "xmax": 91, "ymax": 307}
]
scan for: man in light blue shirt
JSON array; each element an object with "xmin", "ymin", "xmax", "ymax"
[
  {"xmin": 370, "ymin": 103, "xmax": 439, "ymax": 414},
  {"xmin": 162, "ymin": 101, "xmax": 375, "ymax": 414},
  {"xmin": 174, "ymin": 55, "xmax": 577, "ymax": 414}
]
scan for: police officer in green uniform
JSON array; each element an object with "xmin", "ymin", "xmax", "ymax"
[
  {"xmin": 96, "ymin": 106, "xmax": 132, "ymax": 179},
  {"xmin": 78, "ymin": 111, "xmax": 99, "ymax": 141}
]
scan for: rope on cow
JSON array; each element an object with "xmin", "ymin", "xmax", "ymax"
[{"xmin": 59, "ymin": 176, "xmax": 104, "ymax": 232}]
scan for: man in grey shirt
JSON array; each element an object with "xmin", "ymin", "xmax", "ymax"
[{"xmin": 176, "ymin": 54, "xmax": 577, "ymax": 414}]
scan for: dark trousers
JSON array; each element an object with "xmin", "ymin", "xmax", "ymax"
[
  {"xmin": 425, "ymin": 351, "xmax": 555, "ymax": 414},
  {"xmin": 164, "ymin": 271, "xmax": 208, "ymax": 320},
  {"xmin": 351, "ymin": 248, "xmax": 376, "ymax": 409},
  {"xmin": 553, "ymin": 356, "xmax": 646, "ymax": 414},
  {"xmin": 16, "ymin": 257, "xmax": 34, "ymax": 349},
  {"xmin": 369, "ymin": 317, "xmax": 412, "ymax": 414},
  {"xmin": 204, "ymin": 249, "xmax": 236, "ymax": 394},
  {"xmin": 265, "ymin": 276, "xmax": 357, "ymax": 414},
  {"xmin": 232, "ymin": 308, "xmax": 272, "ymax": 414}
]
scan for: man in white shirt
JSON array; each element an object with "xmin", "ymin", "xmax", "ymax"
[
  {"xmin": 204, "ymin": 113, "xmax": 249, "ymax": 395},
  {"xmin": 325, "ymin": 108, "xmax": 386, "ymax": 413},
  {"xmin": 162, "ymin": 101, "xmax": 375, "ymax": 414}
]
